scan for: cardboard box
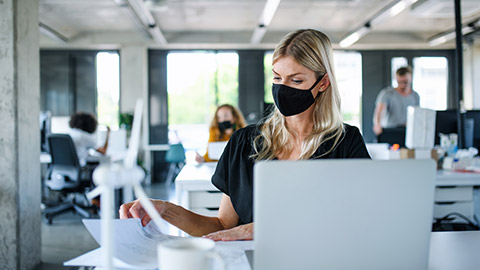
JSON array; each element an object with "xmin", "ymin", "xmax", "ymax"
[
  {"xmin": 400, "ymin": 148, "xmax": 415, "ymax": 159},
  {"xmin": 400, "ymin": 148, "xmax": 437, "ymax": 160}
]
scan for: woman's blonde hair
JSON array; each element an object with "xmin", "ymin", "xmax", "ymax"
[
  {"xmin": 210, "ymin": 104, "xmax": 247, "ymax": 140},
  {"xmin": 252, "ymin": 29, "xmax": 344, "ymax": 160}
]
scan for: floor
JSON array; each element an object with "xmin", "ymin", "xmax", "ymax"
[{"xmin": 36, "ymin": 182, "xmax": 175, "ymax": 270}]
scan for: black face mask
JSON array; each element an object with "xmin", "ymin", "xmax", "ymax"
[
  {"xmin": 218, "ymin": 121, "xmax": 233, "ymax": 132},
  {"xmin": 272, "ymin": 74, "xmax": 325, "ymax": 117}
]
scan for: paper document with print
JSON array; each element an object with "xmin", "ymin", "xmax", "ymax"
[
  {"xmin": 65, "ymin": 218, "xmax": 254, "ymax": 269},
  {"xmin": 65, "ymin": 218, "xmax": 180, "ymax": 269}
]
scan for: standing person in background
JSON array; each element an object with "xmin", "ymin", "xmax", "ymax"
[
  {"xmin": 195, "ymin": 104, "xmax": 247, "ymax": 163},
  {"xmin": 68, "ymin": 112, "xmax": 110, "ymax": 166},
  {"xmin": 373, "ymin": 66, "xmax": 420, "ymax": 136}
]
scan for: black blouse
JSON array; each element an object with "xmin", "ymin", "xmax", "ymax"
[{"xmin": 211, "ymin": 123, "xmax": 371, "ymax": 225}]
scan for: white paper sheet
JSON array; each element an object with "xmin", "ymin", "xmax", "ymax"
[
  {"xmin": 85, "ymin": 219, "xmax": 179, "ymax": 269},
  {"xmin": 65, "ymin": 218, "xmax": 254, "ymax": 270}
]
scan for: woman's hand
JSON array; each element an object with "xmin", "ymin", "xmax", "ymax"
[
  {"xmin": 195, "ymin": 152, "xmax": 205, "ymax": 163},
  {"xmin": 119, "ymin": 199, "xmax": 168, "ymax": 226},
  {"xmin": 373, "ymin": 123, "xmax": 383, "ymax": 135},
  {"xmin": 203, "ymin": 223, "xmax": 253, "ymax": 241}
]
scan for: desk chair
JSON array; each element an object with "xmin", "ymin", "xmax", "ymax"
[
  {"xmin": 43, "ymin": 134, "xmax": 94, "ymax": 224},
  {"xmin": 164, "ymin": 143, "xmax": 186, "ymax": 185}
]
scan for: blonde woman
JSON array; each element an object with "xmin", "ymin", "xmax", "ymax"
[
  {"xmin": 120, "ymin": 29, "xmax": 370, "ymax": 241},
  {"xmin": 195, "ymin": 104, "xmax": 247, "ymax": 163}
]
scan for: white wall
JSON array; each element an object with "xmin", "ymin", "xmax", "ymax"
[
  {"xmin": 119, "ymin": 46, "xmax": 151, "ymax": 172},
  {"xmin": 120, "ymin": 46, "xmax": 148, "ymax": 113}
]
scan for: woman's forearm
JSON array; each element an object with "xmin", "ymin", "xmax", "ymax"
[{"xmin": 162, "ymin": 201, "xmax": 226, "ymax": 236}]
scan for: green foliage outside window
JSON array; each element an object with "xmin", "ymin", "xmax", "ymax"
[
  {"xmin": 168, "ymin": 52, "xmax": 239, "ymax": 125},
  {"xmin": 264, "ymin": 52, "xmax": 274, "ymax": 103}
]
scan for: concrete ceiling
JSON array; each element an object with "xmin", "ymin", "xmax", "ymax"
[{"xmin": 39, "ymin": 0, "xmax": 480, "ymax": 49}]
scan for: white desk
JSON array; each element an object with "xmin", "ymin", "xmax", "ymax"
[
  {"xmin": 428, "ymin": 231, "xmax": 480, "ymax": 270},
  {"xmin": 237, "ymin": 231, "xmax": 480, "ymax": 270},
  {"xmin": 40, "ymin": 152, "xmax": 52, "ymax": 163},
  {"xmin": 434, "ymin": 171, "xmax": 480, "ymax": 222},
  {"xmin": 436, "ymin": 170, "xmax": 480, "ymax": 186},
  {"xmin": 81, "ymin": 231, "xmax": 479, "ymax": 270},
  {"xmin": 175, "ymin": 165, "xmax": 480, "ymax": 221},
  {"xmin": 175, "ymin": 162, "xmax": 220, "ymax": 216}
]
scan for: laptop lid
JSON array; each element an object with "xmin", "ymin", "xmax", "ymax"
[
  {"xmin": 207, "ymin": 141, "xmax": 228, "ymax": 160},
  {"xmin": 254, "ymin": 159, "xmax": 436, "ymax": 270}
]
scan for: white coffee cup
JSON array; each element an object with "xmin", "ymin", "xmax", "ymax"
[{"xmin": 157, "ymin": 238, "xmax": 225, "ymax": 270}]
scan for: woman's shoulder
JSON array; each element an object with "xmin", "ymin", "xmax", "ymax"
[
  {"xmin": 341, "ymin": 123, "xmax": 363, "ymax": 141},
  {"xmin": 228, "ymin": 124, "xmax": 259, "ymax": 148},
  {"xmin": 232, "ymin": 124, "xmax": 259, "ymax": 138},
  {"xmin": 342, "ymin": 123, "xmax": 360, "ymax": 133},
  {"xmin": 337, "ymin": 124, "xmax": 370, "ymax": 157}
]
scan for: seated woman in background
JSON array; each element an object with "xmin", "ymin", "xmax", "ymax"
[
  {"xmin": 68, "ymin": 112, "xmax": 110, "ymax": 166},
  {"xmin": 195, "ymin": 104, "xmax": 247, "ymax": 163}
]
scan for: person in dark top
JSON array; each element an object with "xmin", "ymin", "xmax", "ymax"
[{"xmin": 119, "ymin": 29, "xmax": 370, "ymax": 241}]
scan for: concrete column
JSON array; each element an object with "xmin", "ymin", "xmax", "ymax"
[{"xmin": 0, "ymin": 0, "xmax": 41, "ymax": 269}]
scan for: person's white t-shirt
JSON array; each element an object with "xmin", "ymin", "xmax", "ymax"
[{"xmin": 68, "ymin": 128, "xmax": 101, "ymax": 166}]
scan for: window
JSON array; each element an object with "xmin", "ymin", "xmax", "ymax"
[
  {"xmin": 391, "ymin": 57, "xmax": 408, "ymax": 88},
  {"xmin": 412, "ymin": 57, "xmax": 448, "ymax": 110},
  {"xmin": 167, "ymin": 51, "xmax": 239, "ymax": 154},
  {"xmin": 264, "ymin": 52, "xmax": 274, "ymax": 103},
  {"xmin": 96, "ymin": 52, "xmax": 120, "ymax": 129},
  {"xmin": 334, "ymin": 51, "xmax": 363, "ymax": 129}
]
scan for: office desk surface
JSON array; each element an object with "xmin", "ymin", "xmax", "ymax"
[
  {"xmin": 240, "ymin": 232, "xmax": 480, "ymax": 270},
  {"xmin": 436, "ymin": 170, "xmax": 480, "ymax": 186},
  {"xmin": 175, "ymin": 164, "xmax": 480, "ymax": 189},
  {"xmin": 175, "ymin": 163, "xmax": 217, "ymax": 189},
  {"xmin": 429, "ymin": 231, "xmax": 480, "ymax": 270}
]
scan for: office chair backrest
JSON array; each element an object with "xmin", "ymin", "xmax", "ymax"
[
  {"xmin": 48, "ymin": 134, "xmax": 80, "ymax": 167},
  {"xmin": 165, "ymin": 143, "xmax": 186, "ymax": 163},
  {"xmin": 47, "ymin": 134, "xmax": 81, "ymax": 188}
]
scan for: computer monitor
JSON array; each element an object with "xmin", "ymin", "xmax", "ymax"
[
  {"xmin": 435, "ymin": 110, "xmax": 476, "ymax": 148},
  {"xmin": 466, "ymin": 110, "xmax": 480, "ymax": 150},
  {"xmin": 39, "ymin": 111, "xmax": 51, "ymax": 152},
  {"xmin": 435, "ymin": 110, "xmax": 458, "ymax": 145}
]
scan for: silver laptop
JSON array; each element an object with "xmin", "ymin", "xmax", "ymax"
[{"xmin": 253, "ymin": 159, "xmax": 436, "ymax": 270}]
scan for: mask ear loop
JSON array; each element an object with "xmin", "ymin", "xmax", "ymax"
[{"xmin": 310, "ymin": 73, "xmax": 326, "ymax": 99}]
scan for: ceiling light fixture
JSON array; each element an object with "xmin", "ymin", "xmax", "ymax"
[
  {"xmin": 339, "ymin": 25, "xmax": 370, "ymax": 48},
  {"xmin": 250, "ymin": 0, "xmax": 281, "ymax": 44},
  {"xmin": 117, "ymin": 0, "xmax": 167, "ymax": 45},
  {"xmin": 126, "ymin": 0, "xmax": 156, "ymax": 27},
  {"xmin": 38, "ymin": 22, "xmax": 69, "ymax": 44},
  {"xmin": 339, "ymin": 0, "xmax": 418, "ymax": 48},
  {"xmin": 428, "ymin": 19, "xmax": 480, "ymax": 46}
]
